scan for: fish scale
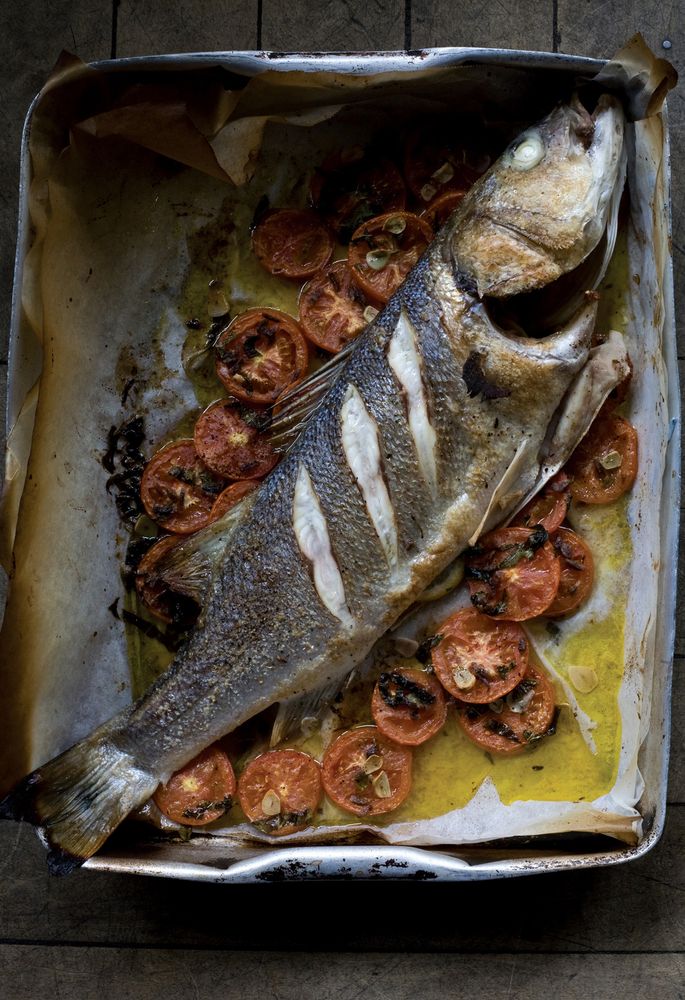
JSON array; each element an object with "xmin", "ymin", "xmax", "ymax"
[{"xmin": 0, "ymin": 93, "xmax": 630, "ymax": 873}]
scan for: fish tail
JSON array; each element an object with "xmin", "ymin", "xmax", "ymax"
[{"xmin": 0, "ymin": 721, "xmax": 158, "ymax": 875}]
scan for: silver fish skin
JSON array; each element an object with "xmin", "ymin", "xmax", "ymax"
[{"xmin": 0, "ymin": 95, "xmax": 628, "ymax": 872}]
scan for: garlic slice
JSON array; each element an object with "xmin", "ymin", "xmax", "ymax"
[
  {"xmin": 568, "ymin": 665, "xmax": 599, "ymax": 694},
  {"xmin": 261, "ymin": 790, "xmax": 281, "ymax": 816}
]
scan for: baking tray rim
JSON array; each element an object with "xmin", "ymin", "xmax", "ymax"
[{"xmin": 6, "ymin": 45, "xmax": 679, "ymax": 882}]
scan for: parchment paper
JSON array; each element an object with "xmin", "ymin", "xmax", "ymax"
[{"xmin": 0, "ymin": 39, "xmax": 676, "ymax": 850}]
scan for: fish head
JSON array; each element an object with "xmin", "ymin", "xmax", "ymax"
[{"xmin": 450, "ymin": 94, "xmax": 626, "ymax": 298}]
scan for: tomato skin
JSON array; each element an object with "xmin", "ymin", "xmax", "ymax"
[
  {"xmin": 348, "ymin": 212, "xmax": 433, "ymax": 306},
  {"xmin": 466, "ymin": 526, "xmax": 561, "ymax": 621},
  {"xmin": 194, "ymin": 400, "xmax": 277, "ymax": 481},
  {"xmin": 431, "ymin": 608, "xmax": 529, "ymax": 703},
  {"xmin": 371, "ymin": 667, "xmax": 447, "ymax": 746},
  {"xmin": 299, "ymin": 260, "xmax": 368, "ymax": 353},
  {"xmin": 238, "ymin": 749, "xmax": 322, "ymax": 836},
  {"xmin": 252, "ymin": 209, "xmax": 334, "ymax": 279},
  {"xmin": 215, "ymin": 309, "xmax": 309, "ymax": 406},
  {"xmin": 420, "ymin": 189, "xmax": 467, "ymax": 229},
  {"xmin": 135, "ymin": 534, "xmax": 198, "ymax": 625},
  {"xmin": 455, "ymin": 663, "xmax": 557, "ymax": 755},
  {"xmin": 310, "ymin": 154, "xmax": 406, "ymax": 241},
  {"xmin": 209, "ymin": 479, "xmax": 259, "ymax": 523},
  {"xmin": 321, "ymin": 726, "xmax": 412, "ymax": 817},
  {"xmin": 140, "ymin": 440, "xmax": 226, "ymax": 534},
  {"xmin": 567, "ymin": 410, "xmax": 638, "ymax": 504},
  {"xmin": 545, "ymin": 527, "xmax": 594, "ymax": 617},
  {"xmin": 154, "ymin": 746, "xmax": 236, "ymax": 826},
  {"xmin": 513, "ymin": 478, "xmax": 571, "ymax": 534}
]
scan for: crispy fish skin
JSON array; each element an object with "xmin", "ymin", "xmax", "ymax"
[{"xmin": 0, "ymin": 95, "xmax": 627, "ymax": 872}]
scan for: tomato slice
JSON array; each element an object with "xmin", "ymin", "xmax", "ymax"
[
  {"xmin": 567, "ymin": 410, "xmax": 638, "ymax": 504},
  {"xmin": 140, "ymin": 440, "xmax": 225, "ymax": 534},
  {"xmin": 310, "ymin": 153, "xmax": 406, "ymax": 241},
  {"xmin": 321, "ymin": 726, "xmax": 412, "ymax": 817},
  {"xmin": 237, "ymin": 749, "xmax": 322, "ymax": 836},
  {"xmin": 371, "ymin": 667, "xmax": 447, "ymax": 746},
  {"xmin": 513, "ymin": 473, "xmax": 572, "ymax": 534},
  {"xmin": 348, "ymin": 212, "xmax": 433, "ymax": 306},
  {"xmin": 420, "ymin": 189, "xmax": 467, "ymax": 229},
  {"xmin": 455, "ymin": 663, "xmax": 557, "ymax": 755},
  {"xmin": 466, "ymin": 526, "xmax": 561, "ymax": 621},
  {"xmin": 194, "ymin": 400, "xmax": 277, "ymax": 481},
  {"xmin": 299, "ymin": 260, "xmax": 369, "ymax": 353},
  {"xmin": 431, "ymin": 607, "xmax": 529, "ymax": 703},
  {"xmin": 404, "ymin": 125, "xmax": 490, "ymax": 203},
  {"xmin": 215, "ymin": 309, "xmax": 309, "ymax": 406},
  {"xmin": 545, "ymin": 527, "xmax": 594, "ymax": 617},
  {"xmin": 154, "ymin": 745, "xmax": 236, "ymax": 826},
  {"xmin": 135, "ymin": 534, "xmax": 198, "ymax": 625},
  {"xmin": 209, "ymin": 479, "xmax": 259, "ymax": 523},
  {"xmin": 252, "ymin": 209, "xmax": 334, "ymax": 279}
]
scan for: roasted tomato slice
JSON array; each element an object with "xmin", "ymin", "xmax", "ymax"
[
  {"xmin": 404, "ymin": 124, "xmax": 490, "ymax": 203},
  {"xmin": 299, "ymin": 260, "xmax": 369, "ymax": 353},
  {"xmin": 194, "ymin": 400, "xmax": 277, "ymax": 481},
  {"xmin": 310, "ymin": 151, "xmax": 406, "ymax": 241},
  {"xmin": 455, "ymin": 663, "xmax": 557, "ymax": 755},
  {"xmin": 466, "ymin": 526, "xmax": 561, "ymax": 621},
  {"xmin": 209, "ymin": 479, "xmax": 260, "ymax": 523},
  {"xmin": 431, "ymin": 607, "xmax": 529, "ymax": 703},
  {"xmin": 513, "ymin": 472, "xmax": 572, "ymax": 534},
  {"xmin": 371, "ymin": 667, "xmax": 447, "ymax": 746},
  {"xmin": 567, "ymin": 410, "xmax": 638, "ymax": 504},
  {"xmin": 154, "ymin": 745, "xmax": 236, "ymax": 826},
  {"xmin": 252, "ymin": 209, "xmax": 334, "ymax": 280},
  {"xmin": 215, "ymin": 309, "xmax": 309, "ymax": 406},
  {"xmin": 140, "ymin": 440, "xmax": 225, "ymax": 534},
  {"xmin": 135, "ymin": 534, "xmax": 198, "ymax": 626},
  {"xmin": 420, "ymin": 189, "xmax": 467, "ymax": 229},
  {"xmin": 322, "ymin": 726, "xmax": 412, "ymax": 817},
  {"xmin": 348, "ymin": 212, "xmax": 433, "ymax": 306},
  {"xmin": 238, "ymin": 749, "xmax": 322, "ymax": 836},
  {"xmin": 545, "ymin": 527, "xmax": 594, "ymax": 617}
]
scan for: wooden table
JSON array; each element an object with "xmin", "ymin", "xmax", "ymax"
[{"xmin": 0, "ymin": 3, "xmax": 683, "ymax": 997}]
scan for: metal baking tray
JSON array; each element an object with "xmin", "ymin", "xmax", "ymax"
[{"xmin": 5, "ymin": 46, "xmax": 679, "ymax": 881}]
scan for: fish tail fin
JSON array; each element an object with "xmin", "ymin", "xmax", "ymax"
[{"xmin": 0, "ymin": 722, "xmax": 158, "ymax": 875}]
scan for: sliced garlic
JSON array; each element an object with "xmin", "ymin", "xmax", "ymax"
[
  {"xmin": 363, "ymin": 305, "xmax": 379, "ymax": 324},
  {"xmin": 431, "ymin": 161, "xmax": 455, "ymax": 184},
  {"xmin": 207, "ymin": 281, "xmax": 230, "ymax": 318},
  {"xmin": 420, "ymin": 182, "xmax": 437, "ymax": 202},
  {"xmin": 598, "ymin": 450, "xmax": 622, "ymax": 470},
  {"xmin": 506, "ymin": 687, "xmax": 535, "ymax": 714},
  {"xmin": 510, "ymin": 132, "xmax": 545, "ymax": 171},
  {"xmin": 366, "ymin": 249, "xmax": 391, "ymax": 270},
  {"xmin": 568, "ymin": 665, "xmax": 599, "ymax": 694},
  {"xmin": 261, "ymin": 790, "xmax": 281, "ymax": 816},
  {"xmin": 453, "ymin": 667, "xmax": 476, "ymax": 691},
  {"xmin": 362, "ymin": 754, "xmax": 384, "ymax": 775},
  {"xmin": 372, "ymin": 771, "xmax": 392, "ymax": 798},
  {"xmin": 391, "ymin": 637, "xmax": 420, "ymax": 658},
  {"xmin": 383, "ymin": 215, "xmax": 407, "ymax": 235}
]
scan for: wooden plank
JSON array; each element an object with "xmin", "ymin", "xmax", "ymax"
[
  {"xmin": 1, "ymin": 807, "xmax": 684, "ymax": 950},
  {"xmin": 0, "ymin": 945, "xmax": 683, "ymax": 999},
  {"xmin": 411, "ymin": 0, "xmax": 551, "ymax": 52},
  {"xmin": 556, "ymin": 4, "xmax": 685, "ymax": 359},
  {"xmin": 261, "ymin": 0, "xmax": 404, "ymax": 51},
  {"xmin": 115, "ymin": 0, "xmax": 258, "ymax": 56}
]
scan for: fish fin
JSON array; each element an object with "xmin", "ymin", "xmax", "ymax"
[
  {"xmin": 0, "ymin": 719, "xmax": 158, "ymax": 874},
  {"xmin": 468, "ymin": 437, "xmax": 532, "ymax": 545},
  {"xmin": 157, "ymin": 495, "xmax": 255, "ymax": 602},
  {"xmin": 268, "ymin": 341, "xmax": 355, "ymax": 453},
  {"xmin": 270, "ymin": 675, "xmax": 353, "ymax": 747}
]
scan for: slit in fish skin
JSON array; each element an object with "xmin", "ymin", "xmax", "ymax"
[
  {"xmin": 292, "ymin": 464, "xmax": 354, "ymax": 627},
  {"xmin": 340, "ymin": 384, "xmax": 398, "ymax": 567}
]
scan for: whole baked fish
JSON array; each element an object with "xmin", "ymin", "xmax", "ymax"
[{"xmin": 1, "ymin": 94, "xmax": 629, "ymax": 871}]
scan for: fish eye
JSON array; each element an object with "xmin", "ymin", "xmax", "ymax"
[{"xmin": 508, "ymin": 131, "xmax": 545, "ymax": 171}]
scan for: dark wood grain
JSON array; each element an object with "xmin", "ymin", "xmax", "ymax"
[
  {"xmin": 412, "ymin": 0, "xmax": 551, "ymax": 51},
  {"xmin": 261, "ymin": 0, "xmax": 405, "ymax": 50},
  {"xmin": 116, "ymin": 0, "xmax": 258, "ymax": 55}
]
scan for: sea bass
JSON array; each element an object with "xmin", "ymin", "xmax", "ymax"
[{"xmin": 1, "ymin": 94, "xmax": 629, "ymax": 871}]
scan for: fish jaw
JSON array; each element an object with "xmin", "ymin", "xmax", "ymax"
[{"xmin": 449, "ymin": 95, "xmax": 626, "ymax": 298}]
